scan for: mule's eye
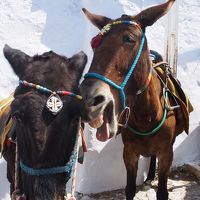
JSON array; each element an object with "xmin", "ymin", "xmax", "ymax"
[{"xmin": 123, "ymin": 35, "xmax": 135, "ymax": 44}]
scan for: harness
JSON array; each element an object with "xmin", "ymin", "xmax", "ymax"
[{"xmin": 84, "ymin": 20, "xmax": 169, "ymax": 136}]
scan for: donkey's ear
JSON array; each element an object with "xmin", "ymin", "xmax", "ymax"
[
  {"xmin": 69, "ymin": 51, "xmax": 87, "ymax": 75},
  {"xmin": 3, "ymin": 44, "xmax": 30, "ymax": 78},
  {"xmin": 134, "ymin": 0, "xmax": 175, "ymax": 29},
  {"xmin": 82, "ymin": 8, "xmax": 111, "ymax": 30}
]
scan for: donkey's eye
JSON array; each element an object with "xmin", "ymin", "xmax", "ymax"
[{"xmin": 123, "ymin": 35, "xmax": 135, "ymax": 44}]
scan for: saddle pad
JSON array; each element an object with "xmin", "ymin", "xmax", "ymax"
[
  {"xmin": 0, "ymin": 93, "xmax": 14, "ymax": 154},
  {"xmin": 154, "ymin": 64, "xmax": 193, "ymax": 133}
]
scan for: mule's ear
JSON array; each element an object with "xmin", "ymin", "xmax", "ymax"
[
  {"xmin": 3, "ymin": 44, "xmax": 30, "ymax": 78},
  {"xmin": 82, "ymin": 8, "xmax": 111, "ymax": 30},
  {"xmin": 134, "ymin": 0, "xmax": 175, "ymax": 29}
]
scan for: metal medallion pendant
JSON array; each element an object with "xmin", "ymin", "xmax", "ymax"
[{"xmin": 46, "ymin": 94, "xmax": 63, "ymax": 115}]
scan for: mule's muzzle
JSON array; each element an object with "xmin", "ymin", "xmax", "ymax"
[
  {"xmin": 80, "ymin": 94, "xmax": 107, "ymax": 122},
  {"xmin": 80, "ymin": 79, "xmax": 118, "ymax": 139},
  {"xmin": 79, "ymin": 79, "xmax": 109, "ymax": 121}
]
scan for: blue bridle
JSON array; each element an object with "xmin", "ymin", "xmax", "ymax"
[{"xmin": 84, "ymin": 21, "xmax": 145, "ymax": 110}]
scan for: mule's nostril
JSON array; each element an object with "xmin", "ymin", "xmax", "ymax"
[{"xmin": 93, "ymin": 95, "xmax": 105, "ymax": 106}]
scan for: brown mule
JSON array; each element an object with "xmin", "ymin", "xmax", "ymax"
[{"xmin": 80, "ymin": 1, "xmax": 191, "ymax": 199}]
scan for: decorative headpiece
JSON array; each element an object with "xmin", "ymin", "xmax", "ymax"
[
  {"xmin": 91, "ymin": 20, "xmax": 141, "ymax": 49},
  {"xmin": 19, "ymin": 80, "xmax": 82, "ymax": 115}
]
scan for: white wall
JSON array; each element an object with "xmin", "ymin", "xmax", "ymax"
[{"xmin": 0, "ymin": 0, "xmax": 199, "ymax": 197}]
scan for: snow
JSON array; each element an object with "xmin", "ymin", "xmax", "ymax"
[{"xmin": 0, "ymin": 0, "xmax": 200, "ymax": 198}]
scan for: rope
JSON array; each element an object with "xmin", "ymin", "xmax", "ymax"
[
  {"xmin": 14, "ymin": 141, "xmax": 19, "ymax": 193},
  {"xmin": 121, "ymin": 33, "xmax": 145, "ymax": 89},
  {"xmin": 65, "ymin": 128, "xmax": 83, "ymax": 200},
  {"xmin": 12, "ymin": 141, "xmax": 26, "ymax": 200},
  {"xmin": 19, "ymin": 80, "xmax": 82, "ymax": 100},
  {"xmin": 126, "ymin": 91, "xmax": 168, "ymax": 136},
  {"xmin": 20, "ymin": 128, "xmax": 79, "ymax": 176}
]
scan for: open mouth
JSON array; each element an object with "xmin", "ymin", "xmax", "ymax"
[{"xmin": 88, "ymin": 102, "xmax": 114, "ymax": 142}]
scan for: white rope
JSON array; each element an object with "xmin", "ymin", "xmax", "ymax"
[{"xmin": 65, "ymin": 129, "xmax": 81, "ymax": 200}]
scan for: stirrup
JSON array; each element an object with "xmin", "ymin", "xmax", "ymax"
[{"xmin": 163, "ymin": 88, "xmax": 180, "ymax": 111}]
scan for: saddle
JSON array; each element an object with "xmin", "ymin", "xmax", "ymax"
[{"xmin": 150, "ymin": 52, "xmax": 193, "ymax": 134}]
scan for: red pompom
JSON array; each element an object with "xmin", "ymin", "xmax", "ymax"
[{"xmin": 91, "ymin": 34, "xmax": 103, "ymax": 49}]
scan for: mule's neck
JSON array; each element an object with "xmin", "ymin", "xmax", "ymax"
[{"xmin": 126, "ymin": 49, "xmax": 164, "ymax": 131}]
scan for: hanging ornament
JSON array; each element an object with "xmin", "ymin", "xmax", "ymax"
[
  {"xmin": 46, "ymin": 93, "xmax": 63, "ymax": 115},
  {"xmin": 91, "ymin": 34, "xmax": 103, "ymax": 49}
]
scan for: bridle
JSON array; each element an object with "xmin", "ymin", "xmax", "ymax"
[
  {"xmin": 84, "ymin": 20, "xmax": 169, "ymax": 136},
  {"xmin": 17, "ymin": 80, "xmax": 82, "ymax": 175},
  {"xmin": 84, "ymin": 20, "xmax": 147, "ymax": 110},
  {"xmin": 12, "ymin": 80, "xmax": 82, "ymax": 199}
]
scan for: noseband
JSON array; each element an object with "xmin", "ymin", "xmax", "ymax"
[{"xmin": 84, "ymin": 20, "xmax": 145, "ymax": 110}]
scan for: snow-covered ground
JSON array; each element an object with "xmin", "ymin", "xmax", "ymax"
[{"xmin": 0, "ymin": 0, "xmax": 199, "ymax": 198}]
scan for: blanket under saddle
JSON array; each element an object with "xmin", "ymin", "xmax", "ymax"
[{"xmin": 0, "ymin": 93, "xmax": 15, "ymax": 154}]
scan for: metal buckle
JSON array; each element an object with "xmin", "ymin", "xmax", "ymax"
[{"xmin": 118, "ymin": 106, "xmax": 130, "ymax": 128}]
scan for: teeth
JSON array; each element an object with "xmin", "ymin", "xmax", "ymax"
[{"xmin": 89, "ymin": 114, "xmax": 104, "ymax": 128}]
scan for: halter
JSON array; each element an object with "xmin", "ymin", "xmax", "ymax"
[
  {"xmin": 19, "ymin": 80, "xmax": 82, "ymax": 115},
  {"xmin": 84, "ymin": 20, "xmax": 146, "ymax": 110},
  {"xmin": 18, "ymin": 80, "xmax": 81, "ymax": 175},
  {"xmin": 84, "ymin": 20, "xmax": 168, "ymax": 136}
]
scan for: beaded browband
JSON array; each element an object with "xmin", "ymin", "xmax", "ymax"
[
  {"xmin": 91, "ymin": 20, "xmax": 142, "ymax": 49},
  {"xmin": 19, "ymin": 80, "xmax": 82, "ymax": 115}
]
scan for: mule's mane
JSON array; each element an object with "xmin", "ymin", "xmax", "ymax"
[{"xmin": 33, "ymin": 51, "xmax": 68, "ymax": 62}]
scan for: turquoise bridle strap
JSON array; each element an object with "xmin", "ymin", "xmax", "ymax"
[
  {"xmin": 84, "ymin": 73, "xmax": 126, "ymax": 109},
  {"xmin": 84, "ymin": 32, "xmax": 145, "ymax": 110}
]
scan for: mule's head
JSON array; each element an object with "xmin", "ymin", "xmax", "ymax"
[
  {"xmin": 80, "ymin": 0, "xmax": 175, "ymax": 141},
  {"xmin": 3, "ymin": 44, "xmax": 87, "ymax": 199}
]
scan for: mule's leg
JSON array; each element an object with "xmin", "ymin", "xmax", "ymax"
[
  {"xmin": 157, "ymin": 148, "xmax": 173, "ymax": 200},
  {"xmin": 123, "ymin": 147, "xmax": 139, "ymax": 200},
  {"xmin": 145, "ymin": 155, "xmax": 156, "ymax": 183}
]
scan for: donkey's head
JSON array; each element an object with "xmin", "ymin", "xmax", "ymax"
[
  {"xmin": 3, "ymin": 44, "xmax": 87, "ymax": 199},
  {"xmin": 80, "ymin": 0, "xmax": 175, "ymax": 141}
]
